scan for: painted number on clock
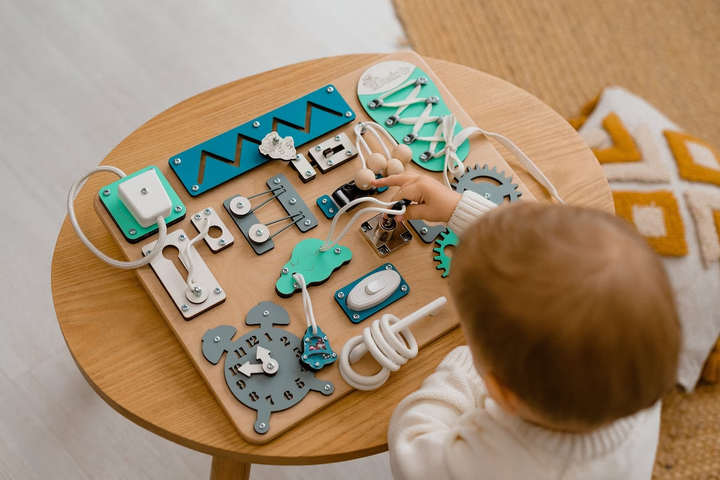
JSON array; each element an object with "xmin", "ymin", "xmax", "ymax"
[
  {"xmin": 249, "ymin": 391, "xmax": 259, "ymax": 401},
  {"xmin": 246, "ymin": 336, "xmax": 259, "ymax": 349},
  {"xmin": 279, "ymin": 336, "xmax": 290, "ymax": 347}
]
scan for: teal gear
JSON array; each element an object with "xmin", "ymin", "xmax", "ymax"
[{"xmin": 432, "ymin": 229, "xmax": 460, "ymax": 278}]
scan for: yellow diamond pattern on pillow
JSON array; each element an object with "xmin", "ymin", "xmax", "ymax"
[
  {"xmin": 665, "ymin": 131, "xmax": 720, "ymax": 187},
  {"xmin": 613, "ymin": 191, "xmax": 688, "ymax": 256},
  {"xmin": 593, "ymin": 113, "xmax": 643, "ymax": 164}
]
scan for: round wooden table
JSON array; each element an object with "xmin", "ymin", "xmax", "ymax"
[{"xmin": 51, "ymin": 54, "xmax": 612, "ymax": 480}]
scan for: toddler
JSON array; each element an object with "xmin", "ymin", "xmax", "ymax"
[{"xmin": 374, "ymin": 173, "xmax": 680, "ymax": 480}]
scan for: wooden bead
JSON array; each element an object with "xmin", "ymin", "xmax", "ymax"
[
  {"xmin": 391, "ymin": 144, "xmax": 413, "ymax": 164},
  {"xmin": 385, "ymin": 158, "xmax": 405, "ymax": 176},
  {"xmin": 366, "ymin": 152, "xmax": 387, "ymax": 174},
  {"xmin": 355, "ymin": 168, "xmax": 376, "ymax": 190}
]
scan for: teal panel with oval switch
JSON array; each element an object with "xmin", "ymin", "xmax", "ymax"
[
  {"xmin": 98, "ymin": 166, "xmax": 186, "ymax": 243},
  {"xmin": 335, "ymin": 263, "xmax": 409, "ymax": 324}
]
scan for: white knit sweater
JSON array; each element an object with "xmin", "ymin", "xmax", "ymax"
[{"xmin": 388, "ymin": 192, "xmax": 661, "ymax": 480}]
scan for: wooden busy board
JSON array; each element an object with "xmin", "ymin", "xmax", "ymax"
[{"xmin": 93, "ymin": 50, "xmax": 536, "ymax": 444}]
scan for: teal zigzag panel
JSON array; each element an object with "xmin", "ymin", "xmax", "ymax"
[{"xmin": 169, "ymin": 85, "xmax": 355, "ymax": 196}]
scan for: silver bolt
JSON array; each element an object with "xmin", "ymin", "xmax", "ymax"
[
  {"xmin": 305, "ymin": 170, "xmax": 313, "ymax": 176},
  {"xmin": 289, "ymin": 197, "xmax": 297, "ymax": 205},
  {"xmin": 315, "ymin": 145, "xmax": 322, "ymax": 151},
  {"xmin": 353, "ymin": 314, "xmax": 360, "ymax": 320},
  {"xmin": 293, "ymin": 283, "xmax": 299, "ymax": 289},
  {"xmin": 385, "ymin": 264, "xmax": 393, "ymax": 270},
  {"xmin": 303, "ymin": 219, "xmax": 311, "ymax": 226},
  {"xmin": 174, "ymin": 205, "xmax": 182, "ymax": 212},
  {"xmin": 219, "ymin": 238, "xmax": 226, "ymax": 246},
  {"xmin": 204, "ymin": 208, "xmax": 212, "ymax": 215},
  {"xmin": 302, "ymin": 355, "xmax": 308, "ymax": 360},
  {"xmin": 334, "ymin": 247, "xmax": 341, "ymax": 254},
  {"xmin": 314, "ymin": 361, "xmax": 320, "ymax": 367},
  {"xmin": 263, "ymin": 310, "xmax": 269, "ymax": 317},
  {"xmin": 181, "ymin": 304, "xmax": 189, "ymax": 312},
  {"xmin": 401, "ymin": 285, "xmax": 408, "ymax": 292},
  {"xmin": 421, "ymin": 227, "xmax": 428, "ymax": 235},
  {"xmin": 103, "ymin": 189, "xmax": 110, "ymax": 196},
  {"xmin": 327, "ymin": 160, "xmax": 334, "ymax": 166},
  {"xmin": 321, "ymin": 198, "xmax": 328, "ymax": 204},
  {"xmin": 179, "ymin": 234, "xmax": 186, "ymax": 241},
  {"xmin": 236, "ymin": 201, "xmax": 244, "ymax": 209},
  {"xmin": 345, "ymin": 111, "xmax": 352, "ymax": 117},
  {"xmin": 328, "ymin": 208, "xmax": 334, "ymax": 213},
  {"xmin": 214, "ymin": 287, "xmax": 222, "ymax": 294},
  {"xmin": 484, "ymin": 193, "xmax": 491, "ymax": 199},
  {"xmin": 273, "ymin": 178, "xmax": 281, "ymax": 184},
  {"xmin": 192, "ymin": 185, "xmax": 199, "ymax": 192},
  {"xmin": 129, "ymin": 228, "xmax": 137, "ymax": 235},
  {"xmin": 304, "ymin": 338, "xmax": 309, "ymax": 343},
  {"xmin": 252, "ymin": 121, "xmax": 260, "ymax": 128},
  {"xmin": 334, "ymin": 135, "xmax": 341, "ymax": 141},
  {"xmin": 346, "ymin": 150, "xmax": 352, "ymax": 157},
  {"xmin": 193, "ymin": 286, "xmax": 202, "ymax": 297},
  {"xmin": 141, "ymin": 187, "xmax": 148, "ymax": 195},
  {"xmin": 323, "ymin": 336, "xmax": 327, "ymax": 340},
  {"xmin": 337, "ymin": 292, "xmax": 345, "ymax": 299},
  {"xmin": 267, "ymin": 362, "xmax": 275, "ymax": 369},
  {"xmin": 282, "ymin": 267, "xmax": 289, "ymax": 274},
  {"xmin": 326, "ymin": 86, "xmax": 334, "ymax": 93},
  {"xmin": 331, "ymin": 353, "xmax": 337, "ymax": 358},
  {"xmin": 194, "ymin": 214, "xmax": 202, "ymax": 220},
  {"xmin": 214, "ymin": 336, "xmax": 220, "ymax": 342},
  {"xmin": 146, "ymin": 250, "xmax": 152, "ymax": 255},
  {"xmin": 255, "ymin": 229, "xmax": 263, "ymax": 236},
  {"xmin": 174, "ymin": 158, "xmax": 181, "ymax": 165},
  {"xmin": 259, "ymin": 422, "xmax": 266, "ymax": 429},
  {"xmin": 324, "ymin": 384, "xmax": 331, "ymax": 391}
]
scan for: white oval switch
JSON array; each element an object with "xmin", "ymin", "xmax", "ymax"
[{"xmin": 347, "ymin": 269, "xmax": 402, "ymax": 311}]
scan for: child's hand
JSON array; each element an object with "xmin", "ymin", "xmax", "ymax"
[{"xmin": 374, "ymin": 173, "xmax": 461, "ymax": 222}]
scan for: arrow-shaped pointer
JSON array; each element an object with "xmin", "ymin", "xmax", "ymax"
[{"xmin": 239, "ymin": 361, "xmax": 265, "ymax": 377}]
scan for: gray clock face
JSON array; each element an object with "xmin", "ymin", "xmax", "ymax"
[{"xmin": 202, "ymin": 301, "xmax": 334, "ymax": 435}]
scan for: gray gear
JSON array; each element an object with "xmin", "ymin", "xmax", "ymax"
[{"xmin": 451, "ymin": 164, "xmax": 521, "ymax": 205}]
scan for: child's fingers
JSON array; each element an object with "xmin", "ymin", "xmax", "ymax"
[
  {"xmin": 402, "ymin": 203, "xmax": 431, "ymax": 221},
  {"xmin": 373, "ymin": 173, "xmax": 419, "ymax": 188},
  {"xmin": 391, "ymin": 182, "xmax": 423, "ymax": 203}
]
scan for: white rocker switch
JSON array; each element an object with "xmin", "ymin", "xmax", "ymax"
[
  {"xmin": 346, "ymin": 269, "xmax": 402, "ymax": 311},
  {"xmin": 117, "ymin": 169, "xmax": 173, "ymax": 228}
]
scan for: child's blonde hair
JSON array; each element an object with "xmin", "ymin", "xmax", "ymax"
[{"xmin": 451, "ymin": 202, "xmax": 680, "ymax": 429}]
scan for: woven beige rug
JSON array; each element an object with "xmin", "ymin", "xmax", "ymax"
[{"xmin": 394, "ymin": 1, "xmax": 720, "ymax": 477}]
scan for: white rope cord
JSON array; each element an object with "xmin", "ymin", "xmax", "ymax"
[
  {"xmin": 339, "ymin": 297, "xmax": 447, "ymax": 390},
  {"xmin": 292, "ymin": 273, "xmax": 318, "ymax": 335},
  {"xmin": 319, "ymin": 197, "xmax": 406, "ymax": 253},
  {"xmin": 179, "ymin": 217, "xmax": 210, "ymax": 290},
  {"xmin": 67, "ymin": 166, "xmax": 168, "ymax": 269},
  {"xmin": 353, "ymin": 121, "xmax": 397, "ymax": 168}
]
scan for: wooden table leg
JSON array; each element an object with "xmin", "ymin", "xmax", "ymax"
[{"xmin": 209, "ymin": 456, "xmax": 251, "ymax": 480}]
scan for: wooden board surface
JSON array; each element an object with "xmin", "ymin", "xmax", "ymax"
[
  {"xmin": 91, "ymin": 50, "xmax": 539, "ymax": 444},
  {"xmin": 52, "ymin": 54, "xmax": 612, "ymax": 464}
]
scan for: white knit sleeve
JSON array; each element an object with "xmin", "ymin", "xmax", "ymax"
[
  {"xmin": 388, "ymin": 346, "xmax": 487, "ymax": 480},
  {"xmin": 448, "ymin": 190, "xmax": 497, "ymax": 237}
]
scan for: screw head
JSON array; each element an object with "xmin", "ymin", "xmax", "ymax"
[
  {"xmin": 484, "ymin": 193, "xmax": 491, "ymax": 199},
  {"xmin": 267, "ymin": 362, "xmax": 275, "ymax": 369},
  {"xmin": 420, "ymin": 153, "xmax": 429, "ymax": 161},
  {"xmin": 304, "ymin": 338, "xmax": 309, "ymax": 343},
  {"xmin": 345, "ymin": 111, "xmax": 352, "ymax": 117},
  {"xmin": 263, "ymin": 310, "xmax": 269, "ymax": 317},
  {"xmin": 337, "ymin": 292, "xmax": 345, "ymax": 299},
  {"xmin": 218, "ymin": 238, "xmax": 226, "ymax": 246},
  {"xmin": 174, "ymin": 205, "xmax": 182, "ymax": 212},
  {"xmin": 314, "ymin": 361, "xmax": 320, "ymax": 367},
  {"xmin": 323, "ymin": 336, "xmax": 327, "ymax": 340},
  {"xmin": 328, "ymin": 208, "xmax": 334, "ymax": 213},
  {"xmin": 204, "ymin": 208, "xmax": 212, "ymax": 215},
  {"xmin": 145, "ymin": 250, "xmax": 152, "ymax": 255},
  {"xmin": 326, "ymin": 86, "xmax": 334, "ymax": 93},
  {"xmin": 174, "ymin": 158, "xmax": 181, "ymax": 165},
  {"xmin": 214, "ymin": 287, "xmax": 222, "ymax": 294},
  {"xmin": 321, "ymin": 198, "xmax": 328, "ymax": 204},
  {"xmin": 346, "ymin": 150, "xmax": 352, "ymax": 157},
  {"xmin": 302, "ymin": 355, "xmax": 308, "ymax": 360},
  {"xmin": 252, "ymin": 121, "xmax": 260, "ymax": 128},
  {"xmin": 259, "ymin": 422, "xmax": 266, "ymax": 429},
  {"xmin": 255, "ymin": 229, "xmax": 263, "ymax": 236},
  {"xmin": 327, "ymin": 160, "xmax": 334, "ymax": 166},
  {"xmin": 282, "ymin": 267, "xmax": 289, "ymax": 274},
  {"xmin": 293, "ymin": 283, "xmax": 299, "ymax": 289},
  {"xmin": 141, "ymin": 187, "xmax": 148, "ymax": 195},
  {"xmin": 289, "ymin": 197, "xmax": 297, "ymax": 205},
  {"xmin": 181, "ymin": 304, "xmax": 189, "ymax": 312},
  {"xmin": 334, "ymin": 135, "xmax": 341, "ymax": 141},
  {"xmin": 273, "ymin": 178, "xmax": 281, "ymax": 184},
  {"xmin": 403, "ymin": 136, "xmax": 411, "ymax": 144},
  {"xmin": 353, "ymin": 313, "xmax": 360, "ymax": 320},
  {"xmin": 192, "ymin": 185, "xmax": 199, "ymax": 191},
  {"xmin": 214, "ymin": 336, "xmax": 220, "ymax": 342},
  {"xmin": 334, "ymin": 247, "xmax": 341, "ymax": 254},
  {"xmin": 236, "ymin": 201, "xmax": 244, "ymax": 208},
  {"xmin": 315, "ymin": 145, "xmax": 322, "ymax": 151},
  {"xmin": 103, "ymin": 189, "xmax": 111, "ymax": 196},
  {"xmin": 385, "ymin": 264, "xmax": 393, "ymax": 270},
  {"xmin": 421, "ymin": 227, "xmax": 428, "ymax": 235},
  {"xmin": 303, "ymin": 219, "xmax": 311, "ymax": 226},
  {"xmin": 401, "ymin": 285, "xmax": 408, "ymax": 292},
  {"xmin": 179, "ymin": 234, "xmax": 186, "ymax": 241},
  {"xmin": 331, "ymin": 353, "xmax": 337, "ymax": 358},
  {"xmin": 194, "ymin": 214, "xmax": 202, "ymax": 220},
  {"xmin": 129, "ymin": 228, "xmax": 137, "ymax": 235},
  {"xmin": 305, "ymin": 170, "xmax": 313, "ymax": 176},
  {"xmin": 324, "ymin": 384, "xmax": 331, "ymax": 391}
]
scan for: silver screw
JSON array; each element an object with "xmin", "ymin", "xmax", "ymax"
[
  {"xmin": 204, "ymin": 208, "xmax": 212, "ymax": 215},
  {"xmin": 346, "ymin": 150, "xmax": 352, "ymax": 157},
  {"xmin": 255, "ymin": 229, "xmax": 263, "ymax": 236},
  {"xmin": 304, "ymin": 338, "xmax": 309, "ymax": 343},
  {"xmin": 324, "ymin": 384, "xmax": 331, "ymax": 391},
  {"xmin": 174, "ymin": 205, "xmax": 182, "ymax": 212},
  {"xmin": 219, "ymin": 238, "xmax": 226, "ymax": 246},
  {"xmin": 194, "ymin": 214, "xmax": 202, "ymax": 220},
  {"xmin": 263, "ymin": 310, "xmax": 269, "ymax": 317},
  {"xmin": 214, "ymin": 287, "xmax": 222, "ymax": 294},
  {"xmin": 293, "ymin": 283, "xmax": 299, "ymax": 289},
  {"xmin": 334, "ymin": 247, "xmax": 341, "ymax": 254},
  {"xmin": 174, "ymin": 158, "xmax": 181, "ymax": 165},
  {"xmin": 305, "ymin": 170, "xmax": 313, "ymax": 176},
  {"xmin": 146, "ymin": 250, "xmax": 152, "ymax": 255},
  {"xmin": 103, "ymin": 189, "xmax": 110, "ymax": 196},
  {"xmin": 401, "ymin": 285, "xmax": 408, "ymax": 292},
  {"xmin": 321, "ymin": 198, "xmax": 328, "ymax": 204},
  {"xmin": 302, "ymin": 355, "xmax": 308, "ymax": 360},
  {"xmin": 315, "ymin": 145, "xmax": 322, "ymax": 151},
  {"xmin": 421, "ymin": 227, "xmax": 428, "ymax": 235},
  {"xmin": 331, "ymin": 353, "xmax": 337, "ymax": 358},
  {"xmin": 353, "ymin": 314, "xmax": 360, "ymax": 320},
  {"xmin": 314, "ymin": 361, "xmax": 320, "ymax": 367},
  {"xmin": 303, "ymin": 219, "xmax": 311, "ymax": 226},
  {"xmin": 252, "ymin": 121, "xmax": 260, "ymax": 128},
  {"xmin": 327, "ymin": 160, "xmax": 334, "ymax": 166},
  {"xmin": 337, "ymin": 292, "xmax": 345, "ymax": 299},
  {"xmin": 267, "ymin": 362, "xmax": 275, "ymax": 369},
  {"xmin": 323, "ymin": 336, "xmax": 327, "ymax": 340},
  {"xmin": 129, "ymin": 228, "xmax": 137, "ymax": 235},
  {"xmin": 345, "ymin": 111, "xmax": 352, "ymax": 117},
  {"xmin": 192, "ymin": 185, "xmax": 199, "ymax": 191},
  {"xmin": 181, "ymin": 304, "xmax": 189, "ymax": 312},
  {"xmin": 334, "ymin": 135, "xmax": 341, "ymax": 141},
  {"xmin": 214, "ymin": 336, "xmax": 220, "ymax": 342},
  {"xmin": 236, "ymin": 201, "xmax": 244, "ymax": 209},
  {"xmin": 484, "ymin": 193, "xmax": 491, "ymax": 199},
  {"xmin": 289, "ymin": 197, "xmax": 297, "ymax": 205},
  {"xmin": 259, "ymin": 422, "xmax": 266, "ymax": 429},
  {"xmin": 179, "ymin": 234, "xmax": 186, "ymax": 241},
  {"xmin": 273, "ymin": 178, "xmax": 281, "ymax": 184},
  {"xmin": 193, "ymin": 286, "xmax": 202, "ymax": 297},
  {"xmin": 385, "ymin": 264, "xmax": 393, "ymax": 270},
  {"xmin": 141, "ymin": 187, "xmax": 148, "ymax": 195},
  {"xmin": 282, "ymin": 267, "xmax": 289, "ymax": 274},
  {"xmin": 326, "ymin": 86, "xmax": 334, "ymax": 93},
  {"xmin": 328, "ymin": 208, "xmax": 334, "ymax": 213}
]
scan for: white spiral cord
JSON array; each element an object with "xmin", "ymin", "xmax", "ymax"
[
  {"xmin": 67, "ymin": 166, "xmax": 168, "ymax": 269},
  {"xmin": 339, "ymin": 297, "xmax": 447, "ymax": 390}
]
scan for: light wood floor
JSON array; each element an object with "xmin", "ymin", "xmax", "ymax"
[{"xmin": 0, "ymin": 1, "xmax": 403, "ymax": 478}]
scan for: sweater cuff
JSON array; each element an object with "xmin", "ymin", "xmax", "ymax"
[{"xmin": 448, "ymin": 191, "xmax": 497, "ymax": 237}]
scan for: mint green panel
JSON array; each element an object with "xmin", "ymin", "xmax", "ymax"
[
  {"xmin": 98, "ymin": 166, "xmax": 186, "ymax": 243},
  {"xmin": 275, "ymin": 238, "xmax": 352, "ymax": 298},
  {"xmin": 358, "ymin": 66, "xmax": 469, "ymax": 172}
]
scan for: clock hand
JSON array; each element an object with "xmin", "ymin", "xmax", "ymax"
[
  {"xmin": 256, "ymin": 346, "xmax": 280, "ymax": 375},
  {"xmin": 238, "ymin": 361, "xmax": 265, "ymax": 377}
]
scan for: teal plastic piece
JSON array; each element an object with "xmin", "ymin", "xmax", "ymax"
[
  {"xmin": 300, "ymin": 326, "xmax": 337, "ymax": 371},
  {"xmin": 98, "ymin": 166, "xmax": 186, "ymax": 243},
  {"xmin": 433, "ymin": 229, "xmax": 459, "ymax": 278},
  {"xmin": 334, "ymin": 263, "xmax": 409, "ymax": 324},
  {"xmin": 169, "ymin": 85, "xmax": 355, "ymax": 196},
  {"xmin": 358, "ymin": 66, "xmax": 469, "ymax": 172},
  {"xmin": 316, "ymin": 195, "xmax": 338, "ymax": 219},
  {"xmin": 275, "ymin": 238, "xmax": 352, "ymax": 298}
]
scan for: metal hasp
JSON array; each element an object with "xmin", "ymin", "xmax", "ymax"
[
  {"xmin": 169, "ymin": 84, "xmax": 355, "ymax": 196},
  {"xmin": 289, "ymin": 153, "xmax": 316, "ymax": 183},
  {"xmin": 98, "ymin": 166, "xmax": 186, "ymax": 243},
  {"xmin": 299, "ymin": 326, "xmax": 337, "ymax": 372},
  {"xmin": 141, "ymin": 229, "xmax": 226, "ymax": 319},
  {"xmin": 451, "ymin": 164, "xmax": 521, "ymax": 205},
  {"xmin": 307, "ymin": 132, "xmax": 358, "ymax": 173},
  {"xmin": 335, "ymin": 263, "xmax": 410, "ymax": 324},
  {"xmin": 190, "ymin": 207, "xmax": 234, "ymax": 253},
  {"xmin": 360, "ymin": 201, "xmax": 413, "ymax": 257},
  {"xmin": 276, "ymin": 238, "xmax": 352, "ymax": 298},
  {"xmin": 201, "ymin": 301, "xmax": 334, "ymax": 435},
  {"xmin": 357, "ymin": 61, "xmax": 469, "ymax": 172},
  {"xmin": 223, "ymin": 173, "xmax": 317, "ymax": 255}
]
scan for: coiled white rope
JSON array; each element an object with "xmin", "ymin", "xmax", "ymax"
[
  {"xmin": 319, "ymin": 197, "xmax": 406, "ymax": 253},
  {"xmin": 353, "ymin": 121, "xmax": 397, "ymax": 169},
  {"xmin": 67, "ymin": 166, "xmax": 167, "ymax": 269},
  {"xmin": 339, "ymin": 297, "xmax": 447, "ymax": 390},
  {"xmin": 292, "ymin": 273, "xmax": 318, "ymax": 335}
]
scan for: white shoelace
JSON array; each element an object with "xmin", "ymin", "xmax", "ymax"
[
  {"xmin": 353, "ymin": 121, "xmax": 397, "ymax": 169},
  {"xmin": 292, "ymin": 273, "xmax": 318, "ymax": 335}
]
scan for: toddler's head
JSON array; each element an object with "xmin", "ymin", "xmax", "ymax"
[{"xmin": 451, "ymin": 202, "xmax": 680, "ymax": 431}]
